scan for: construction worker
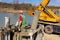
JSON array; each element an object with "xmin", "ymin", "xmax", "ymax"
[{"xmin": 18, "ymin": 10, "xmax": 26, "ymax": 32}]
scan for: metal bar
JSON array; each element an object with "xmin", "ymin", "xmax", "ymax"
[{"xmin": 38, "ymin": 21, "xmax": 60, "ymax": 26}]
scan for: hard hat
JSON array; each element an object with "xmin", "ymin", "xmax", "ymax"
[{"xmin": 19, "ymin": 10, "xmax": 23, "ymax": 14}]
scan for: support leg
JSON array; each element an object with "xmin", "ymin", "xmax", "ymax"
[{"xmin": 30, "ymin": 35, "xmax": 33, "ymax": 40}]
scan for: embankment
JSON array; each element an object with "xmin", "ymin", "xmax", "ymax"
[{"xmin": 0, "ymin": 8, "xmax": 27, "ymax": 13}]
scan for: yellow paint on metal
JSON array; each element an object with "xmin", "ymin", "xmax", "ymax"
[
  {"xmin": 40, "ymin": 0, "xmax": 50, "ymax": 7},
  {"xmin": 28, "ymin": 0, "xmax": 60, "ymax": 22},
  {"xmin": 39, "ymin": 11, "xmax": 57, "ymax": 22},
  {"xmin": 37, "ymin": 0, "xmax": 50, "ymax": 11},
  {"xmin": 28, "ymin": 10, "xmax": 34, "ymax": 16}
]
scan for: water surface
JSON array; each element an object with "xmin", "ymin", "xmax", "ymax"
[{"xmin": 0, "ymin": 12, "xmax": 33, "ymax": 27}]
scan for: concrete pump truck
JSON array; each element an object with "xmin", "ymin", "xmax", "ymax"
[{"xmin": 29, "ymin": 0, "xmax": 60, "ymax": 33}]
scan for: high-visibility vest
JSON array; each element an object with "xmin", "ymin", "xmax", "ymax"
[{"xmin": 21, "ymin": 15, "xmax": 26, "ymax": 27}]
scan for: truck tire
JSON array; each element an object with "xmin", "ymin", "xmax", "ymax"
[{"xmin": 44, "ymin": 25, "xmax": 53, "ymax": 34}]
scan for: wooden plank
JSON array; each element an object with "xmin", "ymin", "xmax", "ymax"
[
  {"xmin": 0, "ymin": 31, "xmax": 3, "ymax": 40},
  {"xmin": 19, "ymin": 32, "xmax": 29, "ymax": 36},
  {"xmin": 13, "ymin": 32, "xmax": 17, "ymax": 40}
]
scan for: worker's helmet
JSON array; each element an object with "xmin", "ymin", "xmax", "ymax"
[{"xmin": 19, "ymin": 10, "xmax": 23, "ymax": 14}]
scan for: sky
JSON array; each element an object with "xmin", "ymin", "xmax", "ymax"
[{"xmin": 0, "ymin": 0, "xmax": 60, "ymax": 6}]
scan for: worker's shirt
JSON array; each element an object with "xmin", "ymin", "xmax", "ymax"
[{"xmin": 20, "ymin": 15, "xmax": 23, "ymax": 21}]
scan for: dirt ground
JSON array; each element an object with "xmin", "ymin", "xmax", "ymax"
[{"xmin": 44, "ymin": 33, "xmax": 60, "ymax": 40}]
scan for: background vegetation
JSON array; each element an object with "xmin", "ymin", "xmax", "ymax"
[{"xmin": 0, "ymin": 2, "xmax": 35, "ymax": 10}]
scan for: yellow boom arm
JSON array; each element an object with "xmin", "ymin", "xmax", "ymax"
[
  {"xmin": 29, "ymin": 0, "xmax": 50, "ymax": 16},
  {"xmin": 29, "ymin": 0, "xmax": 60, "ymax": 22},
  {"xmin": 38, "ymin": 0, "xmax": 50, "ymax": 11}
]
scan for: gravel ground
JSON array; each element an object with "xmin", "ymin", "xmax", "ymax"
[{"xmin": 44, "ymin": 33, "xmax": 60, "ymax": 40}]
